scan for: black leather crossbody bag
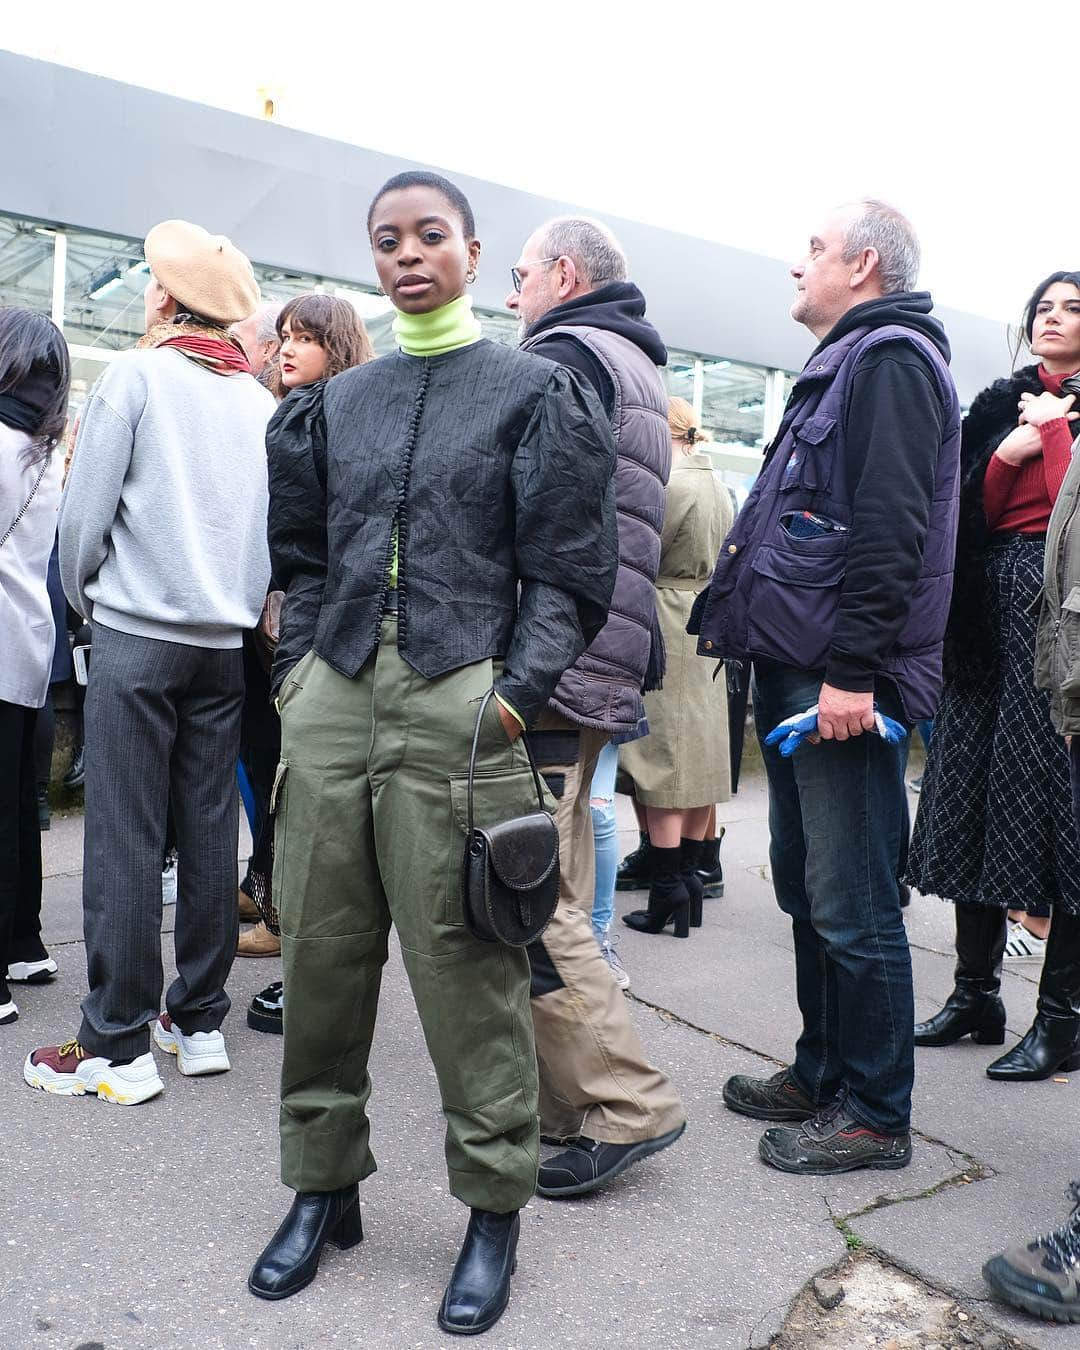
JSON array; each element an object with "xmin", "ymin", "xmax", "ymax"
[{"xmin": 461, "ymin": 690, "xmax": 560, "ymax": 947}]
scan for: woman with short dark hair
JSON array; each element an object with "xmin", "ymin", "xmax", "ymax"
[{"xmin": 0, "ymin": 307, "xmax": 71, "ymax": 1025}]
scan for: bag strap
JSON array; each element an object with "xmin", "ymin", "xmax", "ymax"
[
  {"xmin": 467, "ymin": 688, "xmax": 547, "ymax": 835},
  {"xmin": 0, "ymin": 456, "xmax": 48, "ymax": 549}
]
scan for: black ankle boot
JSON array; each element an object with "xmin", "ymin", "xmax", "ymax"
[
  {"xmin": 248, "ymin": 1184, "xmax": 363, "ymax": 1300},
  {"xmin": 437, "ymin": 1208, "xmax": 519, "ymax": 1335},
  {"xmin": 695, "ymin": 829, "xmax": 725, "ymax": 898},
  {"xmin": 615, "ymin": 832, "xmax": 653, "ymax": 891},
  {"xmin": 915, "ymin": 904, "xmax": 1007, "ymax": 1047},
  {"xmin": 681, "ymin": 838, "xmax": 705, "ymax": 927},
  {"xmin": 622, "ymin": 847, "xmax": 690, "ymax": 938},
  {"xmin": 988, "ymin": 912, "xmax": 1080, "ymax": 1081}
]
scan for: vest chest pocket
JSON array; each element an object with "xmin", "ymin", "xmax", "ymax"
[{"xmin": 781, "ymin": 414, "xmax": 837, "ymax": 493}]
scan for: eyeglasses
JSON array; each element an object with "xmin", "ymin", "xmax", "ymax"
[{"xmin": 511, "ymin": 258, "xmax": 560, "ymax": 293}]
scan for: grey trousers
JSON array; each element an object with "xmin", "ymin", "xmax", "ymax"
[{"xmin": 79, "ymin": 624, "xmax": 243, "ymax": 1060}]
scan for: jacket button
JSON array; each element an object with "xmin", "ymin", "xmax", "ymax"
[
  {"xmin": 727, "ymin": 544, "xmax": 738, "ymax": 555},
  {"xmin": 704, "ymin": 641, "xmax": 714, "ymax": 650}
]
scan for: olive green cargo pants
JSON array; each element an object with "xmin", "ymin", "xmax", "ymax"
[{"xmin": 273, "ymin": 617, "xmax": 542, "ymax": 1212}]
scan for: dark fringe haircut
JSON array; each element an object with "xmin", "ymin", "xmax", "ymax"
[
  {"xmin": 269, "ymin": 293, "xmax": 374, "ymax": 400},
  {"xmin": 0, "ymin": 307, "xmax": 71, "ymax": 463}
]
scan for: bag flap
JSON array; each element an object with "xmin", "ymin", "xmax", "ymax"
[{"xmin": 474, "ymin": 812, "xmax": 558, "ymax": 890}]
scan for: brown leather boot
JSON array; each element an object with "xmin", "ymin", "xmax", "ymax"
[
  {"xmin": 238, "ymin": 888, "xmax": 260, "ymax": 922},
  {"xmin": 237, "ymin": 921, "xmax": 281, "ymax": 958}
]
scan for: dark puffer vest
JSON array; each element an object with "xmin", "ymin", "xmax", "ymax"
[
  {"xmin": 521, "ymin": 323, "xmax": 670, "ymax": 732},
  {"xmin": 689, "ymin": 324, "xmax": 961, "ymax": 721}
]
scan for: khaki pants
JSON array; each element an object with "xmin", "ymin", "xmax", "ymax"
[
  {"xmin": 274, "ymin": 619, "xmax": 542, "ymax": 1212},
  {"xmin": 528, "ymin": 715, "xmax": 686, "ymax": 1144}
]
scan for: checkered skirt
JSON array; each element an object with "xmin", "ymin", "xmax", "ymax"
[{"xmin": 905, "ymin": 535, "xmax": 1080, "ymax": 915}]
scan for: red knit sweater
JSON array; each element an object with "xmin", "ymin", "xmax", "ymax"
[{"xmin": 983, "ymin": 368, "xmax": 1078, "ymax": 532}]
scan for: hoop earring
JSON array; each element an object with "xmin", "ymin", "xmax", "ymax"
[{"xmin": 466, "ymin": 270, "xmax": 477, "ymax": 284}]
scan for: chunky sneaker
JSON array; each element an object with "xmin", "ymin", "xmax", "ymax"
[
  {"xmin": 1004, "ymin": 921, "xmax": 1048, "ymax": 963},
  {"xmin": 153, "ymin": 1014, "xmax": 230, "ymax": 1076},
  {"xmin": 248, "ymin": 980, "xmax": 284, "ymax": 1034},
  {"xmin": 599, "ymin": 937, "xmax": 631, "ymax": 990},
  {"xmin": 758, "ymin": 1097, "xmax": 912, "ymax": 1175},
  {"xmin": 983, "ymin": 1181, "xmax": 1080, "ymax": 1323},
  {"xmin": 0, "ymin": 982, "xmax": 18, "ymax": 1025},
  {"xmin": 161, "ymin": 856, "xmax": 178, "ymax": 907},
  {"xmin": 723, "ymin": 1066, "xmax": 820, "ymax": 1122},
  {"xmin": 537, "ymin": 1123, "xmax": 686, "ymax": 1198},
  {"xmin": 7, "ymin": 956, "xmax": 59, "ymax": 983},
  {"xmin": 24, "ymin": 1039, "xmax": 164, "ymax": 1104}
]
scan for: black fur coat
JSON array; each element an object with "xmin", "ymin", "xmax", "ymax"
[{"xmin": 943, "ymin": 364, "xmax": 1045, "ymax": 681}]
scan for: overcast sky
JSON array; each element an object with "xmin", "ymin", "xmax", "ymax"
[{"xmin": 6, "ymin": 2, "xmax": 1079, "ymax": 326}]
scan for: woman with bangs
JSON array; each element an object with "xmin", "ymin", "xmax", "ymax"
[{"xmin": 247, "ymin": 172, "xmax": 617, "ymax": 1334}]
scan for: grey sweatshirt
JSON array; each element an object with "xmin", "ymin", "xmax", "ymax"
[{"xmin": 60, "ymin": 347, "xmax": 274, "ymax": 647}]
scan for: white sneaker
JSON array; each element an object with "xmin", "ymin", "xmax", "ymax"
[
  {"xmin": 1, "ymin": 998, "xmax": 18, "ymax": 1026},
  {"xmin": 161, "ymin": 857, "xmax": 178, "ymax": 906},
  {"xmin": 599, "ymin": 937, "xmax": 631, "ymax": 991},
  {"xmin": 23, "ymin": 1041, "xmax": 164, "ymax": 1104},
  {"xmin": 153, "ymin": 1014, "xmax": 230, "ymax": 1076},
  {"xmin": 1004, "ymin": 921, "xmax": 1048, "ymax": 962},
  {"xmin": 7, "ymin": 957, "xmax": 59, "ymax": 983}
]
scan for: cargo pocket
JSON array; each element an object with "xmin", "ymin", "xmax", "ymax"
[
  {"xmin": 781, "ymin": 414, "xmax": 837, "ymax": 492},
  {"xmin": 746, "ymin": 541, "xmax": 847, "ymax": 670},
  {"xmin": 444, "ymin": 759, "xmax": 556, "ymax": 927},
  {"xmin": 1054, "ymin": 587, "xmax": 1080, "ymax": 699}
]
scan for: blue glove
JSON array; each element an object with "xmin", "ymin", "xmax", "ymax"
[{"xmin": 764, "ymin": 702, "xmax": 908, "ymax": 758}]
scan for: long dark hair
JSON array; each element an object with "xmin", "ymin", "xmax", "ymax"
[
  {"xmin": 0, "ymin": 307, "xmax": 71, "ymax": 462},
  {"xmin": 269, "ymin": 293, "xmax": 374, "ymax": 399},
  {"xmin": 1012, "ymin": 270, "xmax": 1080, "ymax": 364}
]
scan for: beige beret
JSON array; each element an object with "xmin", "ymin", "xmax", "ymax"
[{"xmin": 144, "ymin": 219, "xmax": 261, "ymax": 326}]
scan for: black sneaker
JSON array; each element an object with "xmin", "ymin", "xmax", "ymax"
[
  {"xmin": 983, "ymin": 1182, "xmax": 1080, "ymax": 1323},
  {"xmin": 537, "ymin": 1123, "xmax": 686, "ymax": 1198},
  {"xmin": 614, "ymin": 835, "xmax": 654, "ymax": 891},
  {"xmin": 63, "ymin": 746, "xmax": 85, "ymax": 790},
  {"xmin": 248, "ymin": 980, "xmax": 283, "ymax": 1034},
  {"xmin": 758, "ymin": 1098, "xmax": 912, "ymax": 1175},
  {"xmin": 723, "ymin": 1067, "xmax": 819, "ymax": 1122}
]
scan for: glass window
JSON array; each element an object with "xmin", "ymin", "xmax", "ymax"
[
  {"xmin": 477, "ymin": 309, "xmax": 518, "ymax": 349},
  {"xmin": 62, "ymin": 227, "xmax": 148, "ymax": 351},
  {"xmin": 701, "ymin": 359, "xmax": 767, "ymax": 448},
  {"xmin": 663, "ymin": 350, "xmax": 697, "ymax": 407},
  {"xmin": 0, "ymin": 215, "xmax": 55, "ymax": 314},
  {"xmin": 67, "ymin": 353, "xmax": 114, "ymax": 421}
]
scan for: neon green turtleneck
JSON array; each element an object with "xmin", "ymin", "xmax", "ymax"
[{"xmin": 392, "ymin": 294, "xmax": 483, "ymax": 357}]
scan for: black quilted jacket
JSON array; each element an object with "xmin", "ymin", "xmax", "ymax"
[{"xmin": 266, "ymin": 339, "xmax": 619, "ymax": 728}]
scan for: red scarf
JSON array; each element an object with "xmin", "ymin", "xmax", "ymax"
[
  {"xmin": 1039, "ymin": 367, "xmax": 1079, "ymax": 395},
  {"xmin": 158, "ymin": 333, "xmax": 251, "ymax": 375}
]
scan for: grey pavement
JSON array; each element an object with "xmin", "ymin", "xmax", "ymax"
[{"xmin": 3, "ymin": 771, "xmax": 1073, "ymax": 1349}]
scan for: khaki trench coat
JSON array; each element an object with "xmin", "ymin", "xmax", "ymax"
[{"xmin": 619, "ymin": 451, "xmax": 734, "ymax": 808}]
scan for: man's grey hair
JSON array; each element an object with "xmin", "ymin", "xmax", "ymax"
[
  {"xmin": 841, "ymin": 200, "xmax": 920, "ymax": 294},
  {"xmin": 538, "ymin": 216, "xmax": 628, "ymax": 287},
  {"xmin": 255, "ymin": 301, "xmax": 284, "ymax": 345}
]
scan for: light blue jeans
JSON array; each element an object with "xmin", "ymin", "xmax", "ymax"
[{"xmin": 589, "ymin": 740, "xmax": 619, "ymax": 939}]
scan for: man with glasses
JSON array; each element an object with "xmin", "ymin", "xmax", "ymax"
[{"xmin": 504, "ymin": 217, "xmax": 686, "ymax": 1199}]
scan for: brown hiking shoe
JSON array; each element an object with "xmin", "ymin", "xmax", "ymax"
[
  {"xmin": 723, "ymin": 1067, "xmax": 819, "ymax": 1121},
  {"xmin": 237, "ymin": 921, "xmax": 281, "ymax": 957}
]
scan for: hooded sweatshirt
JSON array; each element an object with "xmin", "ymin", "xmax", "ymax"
[
  {"xmin": 803, "ymin": 292, "xmax": 950, "ymax": 692},
  {"xmin": 522, "ymin": 281, "xmax": 668, "ymax": 418}
]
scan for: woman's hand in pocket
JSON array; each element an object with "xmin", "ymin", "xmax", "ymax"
[{"xmin": 495, "ymin": 699, "xmax": 524, "ymax": 742}]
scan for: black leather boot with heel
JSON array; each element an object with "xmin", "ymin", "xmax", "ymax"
[
  {"xmin": 248, "ymin": 1184, "xmax": 363, "ymax": 1300},
  {"xmin": 438, "ymin": 1208, "xmax": 520, "ymax": 1335},
  {"xmin": 622, "ymin": 846, "xmax": 691, "ymax": 938},
  {"xmin": 914, "ymin": 904, "xmax": 1007, "ymax": 1047},
  {"xmin": 681, "ymin": 838, "xmax": 705, "ymax": 927},
  {"xmin": 988, "ymin": 911, "xmax": 1080, "ymax": 1081}
]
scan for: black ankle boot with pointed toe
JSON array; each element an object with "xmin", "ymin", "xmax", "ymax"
[
  {"xmin": 437, "ymin": 1208, "xmax": 519, "ymax": 1336},
  {"xmin": 622, "ymin": 847, "xmax": 691, "ymax": 938},
  {"xmin": 248, "ymin": 1185, "xmax": 363, "ymax": 1300}
]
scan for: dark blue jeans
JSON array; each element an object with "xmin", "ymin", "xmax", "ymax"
[{"xmin": 753, "ymin": 663, "xmax": 914, "ymax": 1134}]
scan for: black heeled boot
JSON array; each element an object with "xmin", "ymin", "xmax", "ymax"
[
  {"xmin": 622, "ymin": 847, "xmax": 690, "ymax": 938},
  {"xmin": 437, "ymin": 1208, "xmax": 519, "ymax": 1335},
  {"xmin": 615, "ymin": 832, "xmax": 653, "ymax": 891},
  {"xmin": 914, "ymin": 904, "xmax": 1007, "ymax": 1047},
  {"xmin": 988, "ymin": 911, "xmax": 1080, "ymax": 1081},
  {"xmin": 681, "ymin": 838, "xmax": 705, "ymax": 927},
  {"xmin": 248, "ymin": 1184, "xmax": 363, "ymax": 1300},
  {"xmin": 695, "ymin": 828, "xmax": 725, "ymax": 899}
]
